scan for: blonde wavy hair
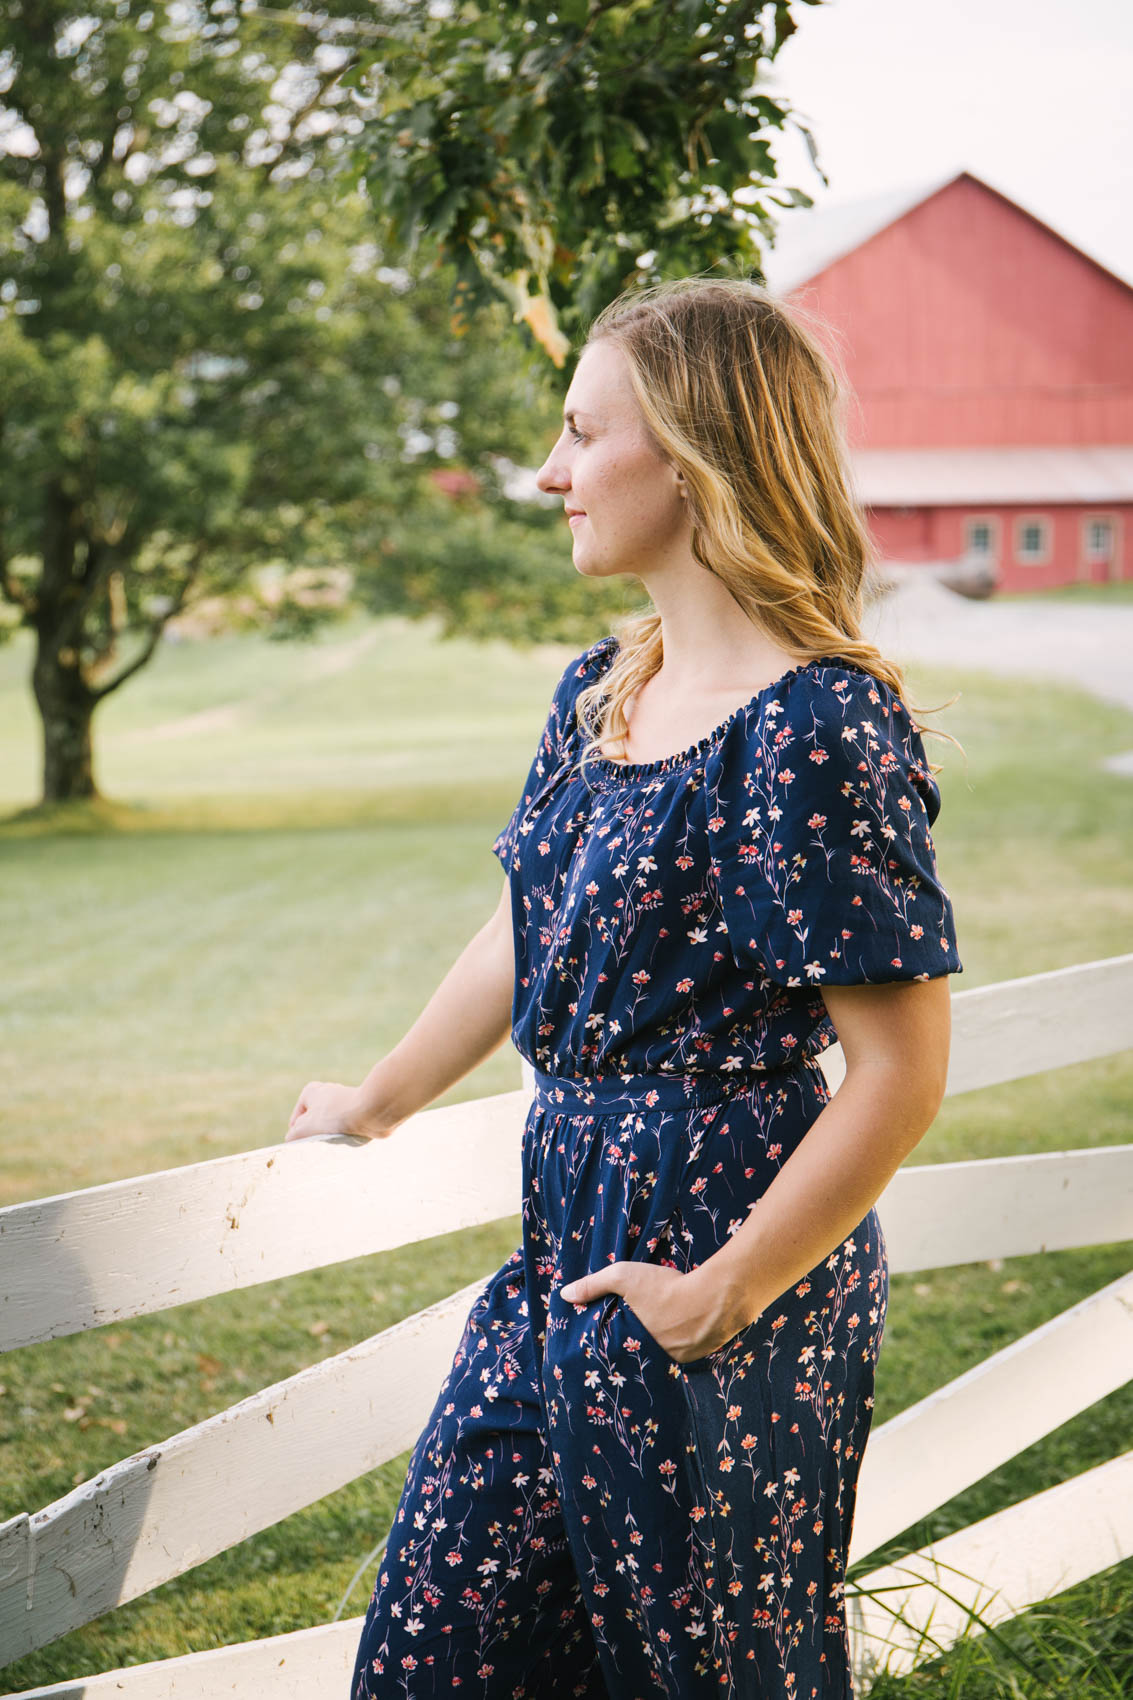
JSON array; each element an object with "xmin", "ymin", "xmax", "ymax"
[{"xmin": 572, "ymin": 276, "xmax": 912, "ymax": 775}]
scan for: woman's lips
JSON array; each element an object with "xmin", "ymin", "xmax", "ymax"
[{"xmin": 566, "ymin": 511, "xmax": 586, "ymax": 528}]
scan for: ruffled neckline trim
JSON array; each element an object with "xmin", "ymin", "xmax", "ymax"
[{"xmin": 577, "ymin": 637, "xmax": 861, "ymax": 782}]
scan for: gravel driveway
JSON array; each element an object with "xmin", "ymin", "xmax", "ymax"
[{"xmin": 863, "ymin": 577, "xmax": 1133, "ymax": 771}]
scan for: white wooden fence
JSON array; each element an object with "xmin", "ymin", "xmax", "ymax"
[{"xmin": 2, "ymin": 954, "xmax": 1131, "ymax": 1696}]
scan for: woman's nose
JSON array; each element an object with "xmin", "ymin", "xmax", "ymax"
[{"xmin": 536, "ymin": 439, "xmax": 570, "ymax": 495}]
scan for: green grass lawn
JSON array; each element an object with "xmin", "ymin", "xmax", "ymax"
[
  {"xmin": 0, "ymin": 615, "xmax": 1130, "ymax": 1695},
  {"xmin": 997, "ymin": 578, "xmax": 1133, "ymax": 604}
]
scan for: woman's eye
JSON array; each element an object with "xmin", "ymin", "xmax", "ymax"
[{"xmin": 568, "ymin": 425, "xmax": 587, "ymax": 443}]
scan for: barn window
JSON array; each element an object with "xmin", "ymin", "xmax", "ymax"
[
  {"xmin": 1085, "ymin": 517, "xmax": 1114, "ymax": 562},
  {"xmin": 1015, "ymin": 516, "xmax": 1051, "ymax": 566},
  {"xmin": 965, "ymin": 517, "xmax": 998, "ymax": 558}
]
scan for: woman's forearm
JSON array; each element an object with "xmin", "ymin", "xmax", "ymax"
[
  {"xmin": 355, "ymin": 902, "xmax": 515, "ymax": 1131},
  {"xmin": 693, "ymin": 1059, "xmax": 942, "ymax": 1338}
]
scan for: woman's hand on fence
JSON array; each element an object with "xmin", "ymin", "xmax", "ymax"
[{"xmin": 285, "ymin": 1080, "xmax": 398, "ymax": 1143}]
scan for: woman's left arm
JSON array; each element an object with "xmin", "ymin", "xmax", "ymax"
[{"xmin": 560, "ymin": 977, "xmax": 952, "ymax": 1360}]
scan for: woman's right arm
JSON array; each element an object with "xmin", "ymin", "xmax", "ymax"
[{"xmin": 286, "ymin": 879, "xmax": 516, "ymax": 1142}]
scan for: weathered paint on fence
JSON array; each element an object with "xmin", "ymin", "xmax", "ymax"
[
  {"xmin": 7, "ymin": 1213, "xmax": 1130, "ymax": 1667},
  {"xmin": 4, "ymin": 1135, "xmax": 1129, "ymax": 1361},
  {"xmin": 877, "ymin": 1143, "xmax": 1133, "ymax": 1272},
  {"xmin": 4, "ymin": 1619, "xmax": 364, "ymax": 1698},
  {"xmin": 0, "ymin": 1094, "xmax": 525, "ymax": 1353},
  {"xmin": 10, "ymin": 1450, "xmax": 1132, "ymax": 1699},
  {"xmin": 0, "ymin": 1282, "xmax": 488, "ymax": 1667},
  {"xmin": 942, "ymin": 951, "xmax": 1133, "ymax": 1095}
]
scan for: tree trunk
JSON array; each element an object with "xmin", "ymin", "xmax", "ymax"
[
  {"xmin": 33, "ymin": 635, "xmax": 98, "ymax": 803},
  {"xmin": 30, "ymin": 477, "xmax": 101, "ymax": 803}
]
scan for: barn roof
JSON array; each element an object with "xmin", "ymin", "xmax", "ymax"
[
  {"xmin": 762, "ymin": 169, "xmax": 1133, "ymax": 297},
  {"xmin": 761, "ymin": 171, "xmax": 957, "ymax": 293},
  {"xmin": 852, "ymin": 445, "xmax": 1133, "ymax": 507}
]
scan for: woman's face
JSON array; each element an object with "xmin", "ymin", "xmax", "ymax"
[{"xmin": 535, "ymin": 339, "xmax": 691, "ymax": 580}]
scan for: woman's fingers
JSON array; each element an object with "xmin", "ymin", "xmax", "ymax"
[
  {"xmin": 560, "ymin": 1262, "xmax": 630, "ymax": 1305},
  {"xmin": 289, "ymin": 1081, "xmax": 323, "ymax": 1127},
  {"xmin": 287, "ymin": 1082, "xmax": 322, "ymax": 1138},
  {"xmin": 284, "ymin": 1081, "xmax": 361, "ymax": 1142}
]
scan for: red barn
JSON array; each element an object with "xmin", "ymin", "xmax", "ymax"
[{"xmin": 764, "ymin": 171, "xmax": 1133, "ymax": 591}]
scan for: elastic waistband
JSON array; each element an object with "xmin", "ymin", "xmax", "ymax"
[{"xmin": 530, "ymin": 1062, "xmax": 800, "ymax": 1117}]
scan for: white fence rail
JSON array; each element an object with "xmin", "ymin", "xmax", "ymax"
[
  {"xmin": 850, "ymin": 1270, "xmax": 1133, "ymax": 1561},
  {"xmin": 2, "ymin": 955, "xmax": 1132, "ymax": 1695},
  {"xmin": 850, "ymin": 1451, "xmax": 1133, "ymax": 1680},
  {"xmin": 0, "ymin": 1284, "xmax": 486, "ymax": 1669},
  {"xmin": 0, "ymin": 1095, "xmax": 525, "ymax": 1354},
  {"xmin": 5, "ymin": 955, "xmax": 1130, "ymax": 1357}
]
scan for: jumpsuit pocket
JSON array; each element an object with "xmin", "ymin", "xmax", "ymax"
[
  {"xmin": 595, "ymin": 1291, "xmax": 677, "ymax": 1372},
  {"xmin": 607, "ymin": 1292, "xmax": 721, "ymax": 1377},
  {"xmin": 628, "ymin": 1290, "xmax": 766, "ymax": 1379}
]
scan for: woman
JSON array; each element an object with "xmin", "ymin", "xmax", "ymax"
[{"xmin": 287, "ymin": 277, "xmax": 961, "ymax": 1699}]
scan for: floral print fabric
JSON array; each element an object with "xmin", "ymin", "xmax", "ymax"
[
  {"xmin": 494, "ymin": 635, "xmax": 959, "ymax": 1079},
  {"xmin": 350, "ymin": 635, "xmax": 960, "ymax": 1699}
]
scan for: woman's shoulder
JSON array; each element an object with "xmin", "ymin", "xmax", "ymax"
[
  {"xmin": 537, "ymin": 635, "xmax": 618, "ymax": 751},
  {"xmin": 711, "ymin": 653, "xmax": 934, "ymax": 795},
  {"xmin": 775, "ymin": 655, "xmax": 905, "ymax": 714},
  {"xmin": 579, "ymin": 632, "xmax": 619, "ymax": 677},
  {"xmin": 748, "ymin": 655, "xmax": 920, "ymax": 749},
  {"xmin": 552, "ymin": 633, "xmax": 619, "ymax": 706}
]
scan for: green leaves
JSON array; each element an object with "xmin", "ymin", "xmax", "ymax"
[
  {"xmin": 0, "ymin": 0, "xmax": 830, "ymax": 797},
  {"xmin": 349, "ymin": 0, "xmax": 828, "ymax": 360},
  {"xmin": 0, "ymin": 5, "xmax": 569, "ymax": 780},
  {"xmin": 557, "ymin": 0, "xmax": 593, "ymax": 28}
]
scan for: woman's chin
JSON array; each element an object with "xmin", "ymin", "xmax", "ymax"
[{"xmin": 572, "ymin": 546, "xmax": 630, "ymax": 582}]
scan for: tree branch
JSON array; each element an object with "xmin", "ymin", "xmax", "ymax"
[
  {"xmin": 39, "ymin": 140, "xmax": 68, "ymax": 244},
  {"xmin": 53, "ymin": 489, "xmax": 139, "ymax": 648},
  {"xmin": 82, "ymin": 623, "xmax": 118, "ymax": 667},
  {"xmin": 239, "ymin": 5, "xmax": 409, "ymax": 43},
  {"xmin": 257, "ymin": 60, "xmax": 359, "ymax": 182},
  {"xmin": 56, "ymin": 544, "xmax": 115, "ymax": 651},
  {"xmin": 89, "ymin": 620, "xmax": 164, "ymax": 702},
  {"xmin": 89, "ymin": 565, "xmax": 200, "ymax": 703}
]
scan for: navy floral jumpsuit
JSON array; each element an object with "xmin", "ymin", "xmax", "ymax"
[{"xmin": 351, "ymin": 634, "xmax": 961, "ymax": 1699}]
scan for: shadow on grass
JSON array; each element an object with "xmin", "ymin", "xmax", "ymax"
[{"xmin": 0, "ymin": 783, "xmax": 515, "ymax": 839}]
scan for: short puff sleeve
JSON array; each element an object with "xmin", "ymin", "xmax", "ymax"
[
  {"xmin": 491, "ymin": 639, "xmax": 607, "ymax": 872},
  {"xmin": 704, "ymin": 665, "xmax": 962, "ymax": 987}
]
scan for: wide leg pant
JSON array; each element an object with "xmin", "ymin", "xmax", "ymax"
[{"xmin": 351, "ymin": 1061, "xmax": 887, "ymax": 1699}]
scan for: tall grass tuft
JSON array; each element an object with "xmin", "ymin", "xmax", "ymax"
[{"xmin": 862, "ymin": 1563, "xmax": 1132, "ymax": 1697}]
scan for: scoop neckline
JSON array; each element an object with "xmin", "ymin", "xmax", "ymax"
[{"xmin": 580, "ymin": 640, "xmax": 854, "ymax": 781}]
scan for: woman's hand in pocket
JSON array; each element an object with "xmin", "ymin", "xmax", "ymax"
[{"xmin": 560, "ymin": 1260, "xmax": 750, "ymax": 1365}]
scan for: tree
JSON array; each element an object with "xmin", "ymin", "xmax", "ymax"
[
  {"xmin": 0, "ymin": 2, "xmax": 563, "ymax": 803},
  {"xmin": 346, "ymin": 0, "xmax": 825, "ymax": 360},
  {"xmin": 267, "ymin": 0, "xmax": 830, "ymax": 638},
  {"xmin": 0, "ymin": 0, "xmax": 824, "ymax": 804}
]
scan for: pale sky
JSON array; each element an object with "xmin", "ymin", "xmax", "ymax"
[{"xmin": 764, "ymin": 0, "xmax": 1133, "ymax": 285}]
